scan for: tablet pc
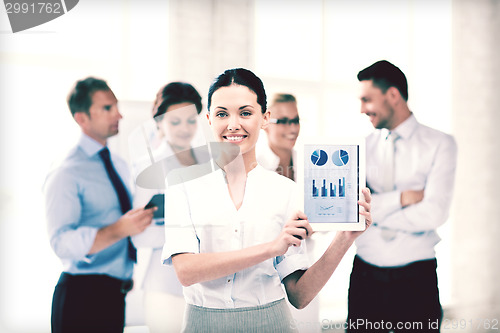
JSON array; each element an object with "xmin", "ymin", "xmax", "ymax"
[
  {"xmin": 145, "ymin": 193, "xmax": 165, "ymax": 224},
  {"xmin": 296, "ymin": 138, "xmax": 366, "ymax": 231}
]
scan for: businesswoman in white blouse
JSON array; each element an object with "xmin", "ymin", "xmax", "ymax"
[
  {"xmin": 162, "ymin": 68, "xmax": 372, "ymax": 332},
  {"xmin": 132, "ymin": 82, "xmax": 208, "ymax": 333}
]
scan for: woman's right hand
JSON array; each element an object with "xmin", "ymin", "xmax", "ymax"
[{"xmin": 268, "ymin": 211, "xmax": 313, "ymax": 257}]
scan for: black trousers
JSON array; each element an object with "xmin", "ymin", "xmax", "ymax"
[
  {"xmin": 51, "ymin": 273, "xmax": 133, "ymax": 333},
  {"xmin": 347, "ymin": 256, "xmax": 442, "ymax": 333}
]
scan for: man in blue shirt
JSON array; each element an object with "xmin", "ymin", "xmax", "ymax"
[{"xmin": 44, "ymin": 77, "xmax": 155, "ymax": 333}]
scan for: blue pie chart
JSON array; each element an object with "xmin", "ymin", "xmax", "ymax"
[
  {"xmin": 311, "ymin": 149, "xmax": 328, "ymax": 166},
  {"xmin": 332, "ymin": 150, "xmax": 349, "ymax": 166}
]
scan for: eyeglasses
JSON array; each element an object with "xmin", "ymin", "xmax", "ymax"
[{"xmin": 269, "ymin": 116, "xmax": 300, "ymax": 125}]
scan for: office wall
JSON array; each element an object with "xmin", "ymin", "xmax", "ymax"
[{"xmin": 450, "ymin": 0, "xmax": 500, "ymax": 328}]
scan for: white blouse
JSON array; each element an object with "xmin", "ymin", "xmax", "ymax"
[
  {"xmin": 161, "ymin": 164, "xmax": 310, "ymax": 309},
  {"xmin": 131, "ymin": 142, "xmax": 209, "ymax": 295}
]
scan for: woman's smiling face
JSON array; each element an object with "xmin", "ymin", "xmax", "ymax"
[
  {"xmin": 158, "ymin": 102, "xmax": 198, "ymax": 150},
  {"xmin": 208, "ymin": 84, "xmax": 269, "ymax": 156}
]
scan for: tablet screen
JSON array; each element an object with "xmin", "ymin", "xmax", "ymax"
[{"xmin": 298, "ymin": 139, "xmax": 365, "ymax": 231}]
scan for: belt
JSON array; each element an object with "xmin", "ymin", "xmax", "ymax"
[
  {"xmin": 354, "ymin": 255, "xmax": 437, "ymax": 283},
  {"xmin": 59, "ymin": 273, "xmax": 134, "ymax": 294}
]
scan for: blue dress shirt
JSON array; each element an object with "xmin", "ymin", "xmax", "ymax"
[{"xmin": 44, "ymin": 134, "xmax": 134, "ymax": 280}]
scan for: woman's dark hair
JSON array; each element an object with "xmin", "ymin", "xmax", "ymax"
[
  {"xmin": 67, "ymin": 77, "xmax": 110, "ymax": 116},
  {"xmin": 207, "ymin": 68, "xmax": 267, "ymax": 114},
  {"xmin": 357, "ymin": 60, "xmax": 409, "ymax": 101},
  {"xmin": 153, "ymin": 82, "xmax": 202, "ymax": 120}
]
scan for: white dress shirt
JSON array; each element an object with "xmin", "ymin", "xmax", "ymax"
[
  {"xmin": 161, "ymin": 164, "xmax": 310, "ymax": 309},
  {"xmin": 356, "ymin": 114, "xmax": 457, "ymax": 267},
  {"xmin": 131, "ymin": 142, "xmax": 209, "ymax": 295}
]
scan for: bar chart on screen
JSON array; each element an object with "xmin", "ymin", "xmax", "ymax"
[{"xmin": 312, "ymin": 177, "xmax": 346, "ymax": 198}]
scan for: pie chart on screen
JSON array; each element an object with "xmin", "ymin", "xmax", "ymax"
[
  {"xmin": 311, "ymin": 149, "xmax": 328, "ymax": 166},
  {"xmin": 332, "ymin": 150, "xmax": 349, "ymax": 166}
]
